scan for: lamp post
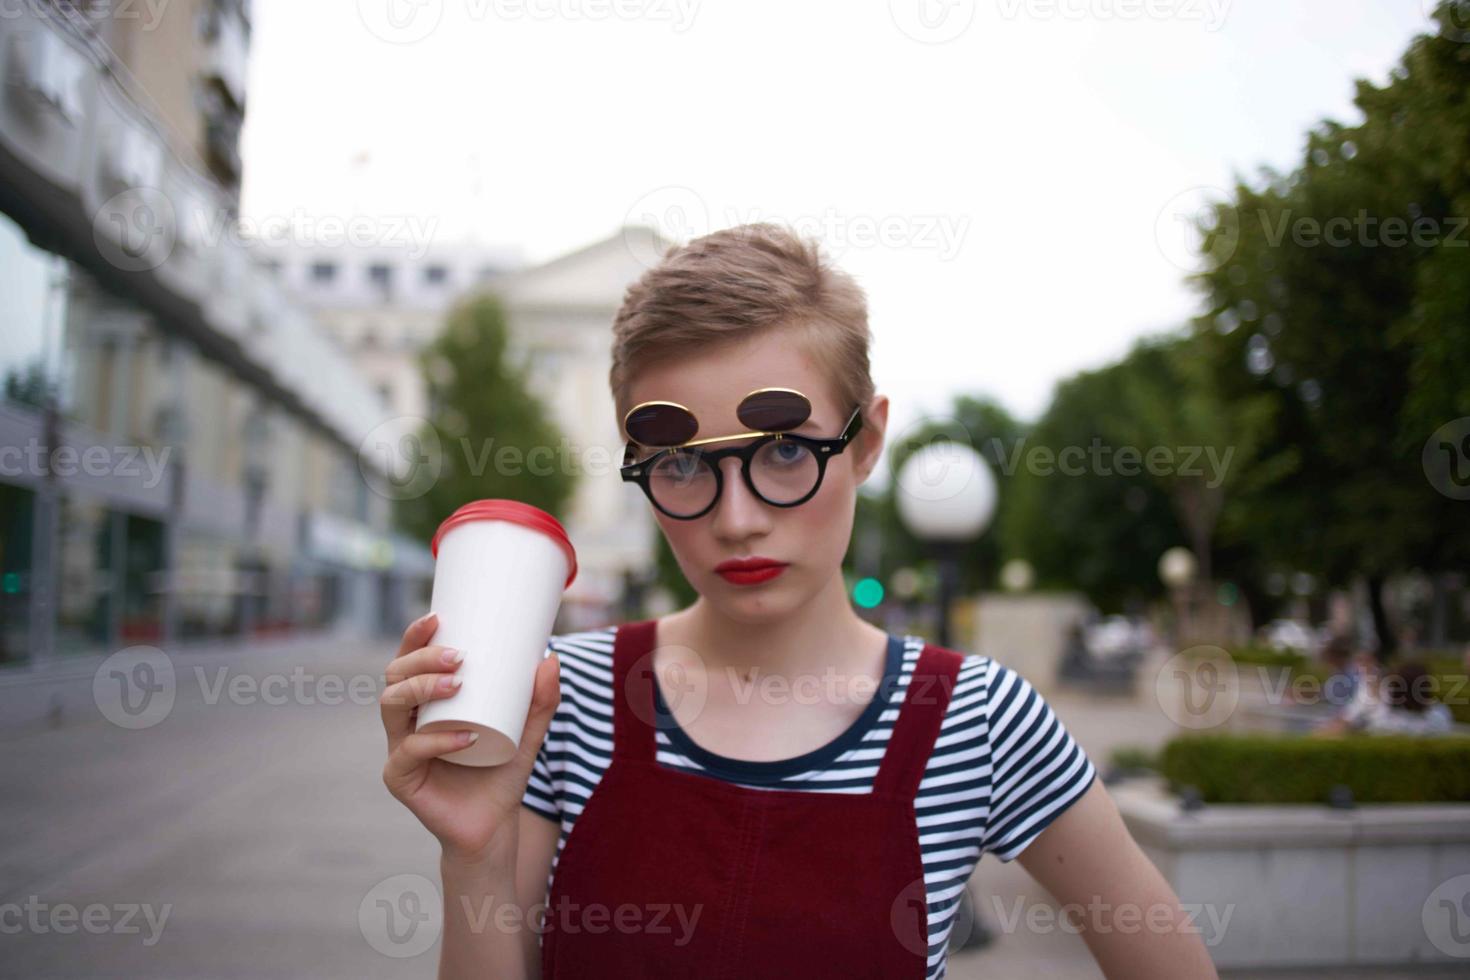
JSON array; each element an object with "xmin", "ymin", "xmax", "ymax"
[
  {"xmin": 1158, "ymin": 547, "xmax": 1198, "ymax": 645},
  {"xmin": 895, "ymin": 441, "xmax": 996, "ymax": 648}
]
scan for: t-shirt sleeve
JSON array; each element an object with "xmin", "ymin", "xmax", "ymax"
[
  {"xmin": 981, "ymin": 661, "xmax": 1097, "ymax": 862},
  {"xmin": 520, "ymin": 638, "xmax": 561, "ymax": 822}
]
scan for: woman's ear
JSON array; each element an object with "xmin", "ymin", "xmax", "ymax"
[{"xmin": 851, "ymin": 394, "xmax": 888, "ymax": 485}]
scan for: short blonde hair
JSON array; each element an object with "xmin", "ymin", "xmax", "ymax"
[{"xmin": 609, "ymin": 224, "xmax": 875, "ymax": 431}]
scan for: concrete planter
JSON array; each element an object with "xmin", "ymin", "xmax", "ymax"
[{"xmin": 1112, "ymin": 778, "xmax": 1470, "ymax": 969}]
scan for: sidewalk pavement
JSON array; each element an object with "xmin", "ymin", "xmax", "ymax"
[{"xmin": 2, "ymin": 635, "xmax": 1460, "ymax": 977}]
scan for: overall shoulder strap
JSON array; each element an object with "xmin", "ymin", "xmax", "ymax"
[
  {"xmin": 610, "ymin": 619, "xmax": 659, "ymax": 762},
  {"xmin": 873, "ymin": 643, "xmax": 964, "ymax": 798}
]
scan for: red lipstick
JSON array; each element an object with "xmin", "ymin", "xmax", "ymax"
[{"xmin": 714, "ymin": 556, "xmax": 789, "ymax": 586}]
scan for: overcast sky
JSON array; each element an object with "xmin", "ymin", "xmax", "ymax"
[{"xmin": 240, "ymin": 0, "xmax": 1436, "ymax": 442}]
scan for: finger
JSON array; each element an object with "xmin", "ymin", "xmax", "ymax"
[
  {"xmin": 380, "ymin": 671, "xmax": 463, "ymax": 743},
  {"xmin": 395, "ymin": 612, "xmax": 440, "ymax": 660},
  {"xmin": 384, "ymin": 730, "xmax": 480, "ymax": 788},
  {"xmin": 385, "ymin": 644, "xmax": 463, "ymax": 686},
  {"xmin": 506, "ymin": 652, "xmax": 561, "ymax": 777}
]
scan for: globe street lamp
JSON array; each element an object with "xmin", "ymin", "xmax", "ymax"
[
  {"xmin": 1158, "ymin": 546, "xmax": 1198, "ymax": 644},
  {"xmin": 895, "ymin": 441, "xmax": 997, "ymax": 648}
]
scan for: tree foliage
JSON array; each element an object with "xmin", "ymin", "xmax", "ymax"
[{"xmin": 397, "ymin": 294, "xmax": 577, "ymax": 543}]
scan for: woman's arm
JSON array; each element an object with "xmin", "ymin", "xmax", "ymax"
[
  {"xmin": 438, "ymin": 808, "xmax": 559, "ymax": 980},
  {"xmin": 1015, "ymin": 780, "xmax": 1219, "ymax": 979}
]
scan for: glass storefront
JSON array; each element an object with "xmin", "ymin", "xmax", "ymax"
[
  {"xmin": 53, "ymin": 494, "xmax": 110, "ymax": 656},
  {"xmin": 1, "ymin": 203, "xmax": 430, "ymax": 659},
  {"xmin": 0, "ymin": 211, "xmax": 67, "ymax": 413},
  {"xmin": 0, "ymin": 484, "xmax": 35, "ymax": 665}
]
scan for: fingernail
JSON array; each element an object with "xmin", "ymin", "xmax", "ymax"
[
  {"xmin": 443, "ymin": 647, "xmax": 464, "ymax": 665},
  {"xmin": 460, "ymin": 731, "xmax": 479, "ymax": 744},
  {"xmin": 448, "ymin": 673, "xmax": 463, "ymax": 690},
  {"xmin": 417, "ymin": 611, "xmax": 437, "ymax": 627}
]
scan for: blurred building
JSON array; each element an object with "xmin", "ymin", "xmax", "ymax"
[
  {"xmin": 0, "ymin": 1, "xmax": 430, "ymax": 666},
  {"xmin": 269, "ymin": 230, "xmax": 666, "ymax": 626},
  {"xmin": 493, "ymin": 229, "xmax": 664, "ymax": 626},
  {"xmin": 90, "ymin": 0, "xmax": 251, "ymax": 209},
  {"xmin": 266, "ymin": 241, "xmax": 523, "ymax": 424}
]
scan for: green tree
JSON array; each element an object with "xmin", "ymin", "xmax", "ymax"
[
  {"xmin": 397, "ymin": 294, "xmax": 577, "ymax": 543},
  {"xmin": 1001, "ymin": 353, "xmax": 1184, "ymax": 612},
  {"xmin": 1193, "ymin": 4, "xmax": 1470, "ymax": 656}
]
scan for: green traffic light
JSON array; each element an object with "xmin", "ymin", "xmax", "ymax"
[{"xmin": 853, "ymin": 577, "xmax": 884, "ymax": 609}]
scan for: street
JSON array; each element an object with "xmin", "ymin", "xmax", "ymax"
[{"xmin": 1, "ymin": 635, "xmax": 1461, "ymax": 978}]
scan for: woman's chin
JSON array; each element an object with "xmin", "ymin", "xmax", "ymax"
[{"xmin": 706, "ymin": 580, "xmax": 801, "ymax": 622}]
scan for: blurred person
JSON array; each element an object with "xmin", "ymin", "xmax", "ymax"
[
  {"xmin": 1318, "ymin": 634, "xmax": 1362, "ymax": 711},
  {"xmin": 1317, "ymin": 660, "xmax": 1453, "ymax": 736},
  {"xmin": 380, "ymin": 225, "xmax": 1217, "ymax": 979},
  {"xmin": 1372, "ymin": 662, "xmax": 1454, "ymax": 735}
]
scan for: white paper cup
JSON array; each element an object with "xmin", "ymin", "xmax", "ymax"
[{"xmin": 415, "ymin": 499, "xmax": 577, "ymax": 766}]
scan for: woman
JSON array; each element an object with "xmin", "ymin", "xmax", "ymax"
[{"xmin": 380, "ymin": 225, "xmax": 1218, "ymax": 978}]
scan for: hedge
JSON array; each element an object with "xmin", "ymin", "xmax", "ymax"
[
  {"xmin": 1226, "ymin": 645, "xmax": 1309, "ymax": 669},
  {"xmin": 1159, "ymin": 733, "xmax": 1470, "ymax": 804}
]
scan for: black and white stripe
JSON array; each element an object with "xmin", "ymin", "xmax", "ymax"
[{"xmin": 524, "ymin": 626, "xmax": 1096, "ymax": 979}]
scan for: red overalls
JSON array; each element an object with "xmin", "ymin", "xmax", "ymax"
[{"xmin": 540, "ymin": 618, "xmax": 963, "ymax": 979}]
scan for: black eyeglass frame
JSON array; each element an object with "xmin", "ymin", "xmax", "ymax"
[{"xmin": 620, "ymin": 404, "xmax": 865, "ymax": 520}]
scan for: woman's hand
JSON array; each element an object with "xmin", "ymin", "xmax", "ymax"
[{"xmin": 379, "ymin": 612, "xmax": 561, "ymax": 870}]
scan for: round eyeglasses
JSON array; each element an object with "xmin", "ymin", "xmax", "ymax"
[{"xmin": 620, "ymin": 403, "xmax": 865, "ymax": 520}]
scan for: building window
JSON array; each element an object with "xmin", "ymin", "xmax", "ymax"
[
  {"xmin": 368, "ymin": 264, "xmax": 393, "ymax": 288},
  {"xmin": 376, "ymin": 382, "xmax": 392, "ymax": 404},
  {"xmin": 424, "ymin": 265, "xmax": 448, "ymax": 285},
  {"xmin": 310, "ymin": 262, "xmax": 337, "ymax": 284}
]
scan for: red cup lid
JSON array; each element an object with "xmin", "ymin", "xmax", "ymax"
[{"xmin": 430, "ymin": 499, "xmax": 578, "ymax": 589}]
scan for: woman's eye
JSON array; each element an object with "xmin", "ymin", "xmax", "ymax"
[{"xmin": 772, "ymin": 441, "xmax": 809, "ymax": 464}]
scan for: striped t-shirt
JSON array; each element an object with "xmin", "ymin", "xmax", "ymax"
[{"xmin": 522, "ymin": 625, "xmax": 1097, "ymax": 979}]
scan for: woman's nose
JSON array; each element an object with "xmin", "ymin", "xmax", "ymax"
[{"xmin": 709, "ymin": 457, "xmax": 771, "ymax": 538}]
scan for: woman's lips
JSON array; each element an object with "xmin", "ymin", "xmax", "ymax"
[{"xmin": 717, "ymin": 565, "xmax": 788, "ymax": 585}]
